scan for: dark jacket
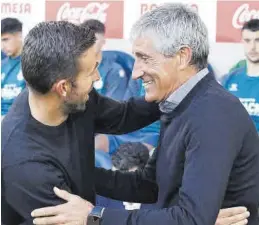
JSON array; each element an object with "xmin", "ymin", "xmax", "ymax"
[{"xmin": 95, "ymin": 73, "xmax": 259, "ymax": 225}]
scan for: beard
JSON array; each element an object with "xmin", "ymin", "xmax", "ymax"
[
  {"xmin": 62, "ymin": 100, "xmax": 86, "ymax": 114},
  {"xmin": 61, "ymin": 80, "xmax": 88, "ymax": 114},
  {"xmin": 61, "ymin": 87, "xmax": 87, "ymax": 114}
]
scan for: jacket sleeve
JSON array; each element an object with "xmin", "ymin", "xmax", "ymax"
[
  {"xmin": 95, "ymin": 150, "xmax": 158, "ymax": 203},
  {"xmin": 92, "ymin": 89, "xmax": 160, "ymax": 134},
  {"xmin": 2, "ymin": 160, "xmax": 71, "ymax": 225}
]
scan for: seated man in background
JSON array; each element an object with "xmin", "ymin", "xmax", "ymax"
[
  {"xmin": 96, "ymin": 142, "xmax": 150, "ymax": 210},
  {"xmin": 222, "ymin": 19, "xmax": 259, "ymax": 134},
  {"xmin": 81, "ymin": 19, "xmax": 159, "ymax": 154},
  {"xmin": 1, "ymin": 18, "xmax": 25, "ymax": 118}
]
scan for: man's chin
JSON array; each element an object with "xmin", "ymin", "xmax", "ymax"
[
  {"xmin": 247, "ymin": 56, "xmax": 259, "ymax": 64},
  {"xmin": 144, "ymin": 94, "xmax": 158, "ymax": 103}
]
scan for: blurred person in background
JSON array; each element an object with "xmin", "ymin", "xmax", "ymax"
[
  {"xmin": 1, "ymin": 18, "xmax": 25, "ymax": 118},
  {"xmin": 81, "ymin": 19, "xmax": 159, "ymax": 155},
  {"xmin": 222, "ymin": 19, "xmax": 259, "ymax": 134}
]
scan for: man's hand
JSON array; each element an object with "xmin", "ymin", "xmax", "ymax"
[
  {"xmin": 31, "ymin": 188, "xmax": 250, "ymax": 225},
  {"xmin": 215, "ymin": 207, "xmax": 249, "ymax": 225},
  {"xmin": 31, "ymin": 187, "xmax": 93, "ymax": 225}
]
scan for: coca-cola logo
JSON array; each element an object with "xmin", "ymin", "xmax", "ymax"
[
  {"xmin": 232, "ymin": 3, "xmax": 259, "ymax": 29},
  {"xmin": 56, "ymin": 2, "xmax": 109, "ymax": 24}
]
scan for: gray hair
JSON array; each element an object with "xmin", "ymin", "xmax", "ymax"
[{"xmin": 130, "ymin": 3, "xmax": 209, "ymax": 70}]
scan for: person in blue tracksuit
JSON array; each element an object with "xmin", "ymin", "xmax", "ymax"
[
  {"xmin": 222, "ymin": 19, "xmax": 259, "ymax": 134},
  {"xmin": 1, "ymin": 18, "xmax": 25, "ymax": 117}
]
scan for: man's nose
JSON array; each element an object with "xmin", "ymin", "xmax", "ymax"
[
  {"xmin": 251, "ymin": 40, "xmax": 256, "ymax": 50},
  {"xmin": 132, "ymin": 63, "xmax": 144, "ymax": 80},
  {"xmin": 93, "ymin": 70, "xmax": 101, "ymax": 82}
]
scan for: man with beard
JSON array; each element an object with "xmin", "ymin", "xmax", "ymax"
[{"xmin": 223, "ymin": 19, "xmax": 259, "ymax": 134}]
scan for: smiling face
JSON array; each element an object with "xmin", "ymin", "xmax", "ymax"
[
  {"xmin": 129, "ymin": 3, "xmax": 209, "ymax": 102},
  {"xmin": 132, "ymin": 37, "xmax": 183, "ymax": 102}
]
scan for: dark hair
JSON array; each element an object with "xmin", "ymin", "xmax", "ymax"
[
  {"xmin": 21, "ymin": 21, "xmax": 96, "ymax": 94},
  {"xmin": 81, "ymin": 19, "xmax": 105, "ymax": 34},
  {"xmin": 1, "ymin": 18, "xmax": 22, "ymax": 34},
  {"xmin": 242, "ymin": 19, "xmax": 259, "ymax": 32},
  {"xmin": 112, "ymin": 142, "xmax": 150, "ymax": 171}
]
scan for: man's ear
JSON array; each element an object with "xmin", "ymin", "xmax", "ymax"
[
  {"xmin": 178, "ymin": 46, "xmax": 192, "ymax": 70},
  {"xmin": 52, "ymin": 79, "xmax": 71, "ymax": 98}
]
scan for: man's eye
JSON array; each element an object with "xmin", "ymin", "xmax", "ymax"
[{"xmin": 142, "ymin": 57, "xmax": 149, "ymax": 62}]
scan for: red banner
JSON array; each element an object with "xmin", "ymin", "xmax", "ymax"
[
  {"xmin": 216, "ymin": 1, "xmax": 259, "ymax": 43},
  {"xmin": 45, "ymin": 1, "xmax": 124, "ymax": 38}
]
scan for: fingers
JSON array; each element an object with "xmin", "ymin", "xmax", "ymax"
[
  {"xmin": 231, "ymin": 211, "xmax": 250, "ymax": 222},
  {"xmin": 233, "ymin": 219, "xmax": 248, "ymax": 225},
  {"xmin": 218, "ymin": 207, "xmax": 247, "ymax": 218},
  {"xmin": 33, "ymin": 215, "xmax": 66, "ymax": 225},
  {"xmin": 216, "ymin": 211, "xmax": 250, "ymax": 225},
  {"xmin": 31, "ymin": 205, "xmax": 61, "ymax": 217},
  {"xmin": 54, "ymin": 187, "xmax": 74, "ymax": 201}
]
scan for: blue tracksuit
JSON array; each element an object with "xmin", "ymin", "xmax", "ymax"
[
  {"xmin": 1, "ymin": 56, "xmax": 25, "ymax": 116},
  {"xmin": 223, "ymin": 66, "xmax": 259, "ymax": 133}
]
